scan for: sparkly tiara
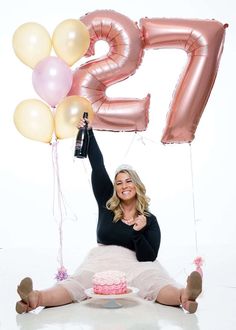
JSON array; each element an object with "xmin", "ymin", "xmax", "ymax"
[{"xmin": 115, "ymin": 164, "xmax": 134, "ymax": 174}]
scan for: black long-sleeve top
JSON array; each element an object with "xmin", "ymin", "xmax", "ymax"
[{"xmin": 87, "ymin": 130, "xmax": 161, "ymax": 262}]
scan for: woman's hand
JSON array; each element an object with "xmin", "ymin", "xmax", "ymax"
[
  {"xmin": 133, "ymin": 215, "xmax": 147, "ymax": 231},
  {"xmin": 77, "ymin": 117, "xmax": 91, "ymax": 129}
]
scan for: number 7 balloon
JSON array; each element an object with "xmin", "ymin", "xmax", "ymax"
[{"xmin": 140, "ymin": 17, "xmax": 228, "ymax": 144}]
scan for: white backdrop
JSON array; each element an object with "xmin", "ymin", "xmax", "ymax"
[{"xmin": 0, "ymin": 0, "xmax": 235, "ymax": 268}]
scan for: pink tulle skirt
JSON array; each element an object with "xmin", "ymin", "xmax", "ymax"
[{"xmin": 59, "ymin": 244, "xmax": 180, "ymax": 302}]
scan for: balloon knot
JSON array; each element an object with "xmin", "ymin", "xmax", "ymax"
[
  {"xmin": 193, "ymin": 256, "xmax": 204, "ymax": 267},
  {"xmin": 55, "ymin": 266, "xmax": 69, "ymax": 281}
]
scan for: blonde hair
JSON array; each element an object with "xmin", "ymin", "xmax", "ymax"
[{"xmin": 106, "ymin": 168, "xmax": 150, "ymax": 223}]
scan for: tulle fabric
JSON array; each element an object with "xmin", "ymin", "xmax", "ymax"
[{"xmin": 59, "ymin": 244, "xmax": 181, "ymax": 302}]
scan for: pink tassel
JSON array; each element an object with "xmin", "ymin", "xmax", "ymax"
[
  {"xmin": 55, "ymin": 266, "xmax": 69, "ymax": 281},
  {"xmin": 193, "ymin": 256, "xmax": 203, "ymax": 277}
]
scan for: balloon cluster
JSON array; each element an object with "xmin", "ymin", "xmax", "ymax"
[
  {"xmin": 12, "ymin": 11, "xmax": 227, "ymax": 144},
  {"xmin": 13, "ymin": 20, "xmax": 94, "ymax": 143}
]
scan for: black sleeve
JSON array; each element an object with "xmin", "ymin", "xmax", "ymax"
[
  {"xmin": 87, "ymin": 129, "xmax": 113, "ymax": 206},
  {"xmin": 132, "ymin": 215, "xmax": 161, "ymax": 261}
]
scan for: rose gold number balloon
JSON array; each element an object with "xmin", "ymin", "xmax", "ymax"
[
  {"xmin": 69, "ymin": 10, "xmax": 149, "ymax": 132},
  {"xmin": 140, "ymin": 18, "xmax": 227, "ymax": 143}
]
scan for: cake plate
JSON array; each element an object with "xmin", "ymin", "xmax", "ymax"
[{"xmin": 85, "ymin": 287, "xmax": 139, "ymax": 308}]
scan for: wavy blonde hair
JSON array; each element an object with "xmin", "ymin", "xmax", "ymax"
[{"xmin": 106, "ymin": 169, "xmax": 150, "ymax": 223}]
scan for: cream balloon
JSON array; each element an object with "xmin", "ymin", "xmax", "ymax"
[
  {"xmin": 12, "ymin": 22, "xmax": 52, "ymax": 68},
  {"xmin": 14, "ymin": 99, "xmax": 54, "ymax": 143},
  {"xmin": 52, "ymin": 19, "xmax": 90, "ymax": 66},
  {"xmin": 55, "ymin": 96, "xmax": 94, "ymax": 139}
]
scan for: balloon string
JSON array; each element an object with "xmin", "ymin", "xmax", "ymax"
[
  {"xmin": 189, "ymin": 145, "xmax": 204, "ymax": 277},
  {"xmin": 189, "ymin": 144, "xmax": 198, "ymax": 255},
  {"xmin": 121, "ymin": 132, "xmax": 137, "ymax": 162},
  {"xmin": 81, "ymin": 158, "xmax": 91, "ymax": 186},
  {"xmin": 136, "ymin": 132, "xmax": 159, "ymax": 145},
  {"xmin": 189, "ymin": 144, "xmax": 201, "ymax": 262},
  {"xmin": 50, "ymin": 139, "xmax": 70, "ymax": 280},
  {"xmin": 51, "ymin": 140, "xmax": 64, "ymax": 268}
]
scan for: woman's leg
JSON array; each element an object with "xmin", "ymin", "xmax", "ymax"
[
  {"xmin": 33, "ymin": 285, "xmax": 73, "ymax": 308},
  {"xmin": 16, "ymin": 277, "xmax": 73, "ymax": 314},
  {"xmin": 156, "ymin": 271, "xmax": 202, "ymax": 313},
  {"xmin": 156, "ymin": 285, "xmax": 182, "ymax": 306}
]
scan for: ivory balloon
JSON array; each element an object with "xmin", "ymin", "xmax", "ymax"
[
  {"xmin": 12, "ymin": 22, "xmax": 52, "ymax": 68},
  {"xmin": 55, "ymin": 96, "xmax": 94, "ymax": 139},
  {"xmin": 52, "ymin": 19, "xmax": 90, "ymax": 66},
  {"xmin": 14, "ymin": 99, "xmax": 54, "ymax": 143}
]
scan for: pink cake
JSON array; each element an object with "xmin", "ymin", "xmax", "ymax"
[{"xmin": 92, "ymin": 270, "xmax": 127, "ymax": 295}]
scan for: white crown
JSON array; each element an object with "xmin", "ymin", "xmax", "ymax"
[{"xmin": 115, "ymin": 164, "xmax": 134, "ymax": 174}]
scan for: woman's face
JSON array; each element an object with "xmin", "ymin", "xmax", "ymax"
[{"xmin": 115, "ymin": 172, "xmax": 137, "ymax": 202}]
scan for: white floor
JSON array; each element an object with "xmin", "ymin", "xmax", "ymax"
[{"xmin": 1, "ymin": 245, "xmax": 236, "ymax": 330}]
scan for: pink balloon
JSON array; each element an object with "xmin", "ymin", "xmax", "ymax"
[
  {"xmin": 69, "ymin": 10, "xmax": 149, "ymax": 132},
  {"xmin": 32, "ymin": 56, "xmax": 73, "ymax": 107},
  {"xmin": 69, "ymin": 10, "xmax": 227, "ymax": 140},
  {"xmin": 140, "ymin": 18, "xmax": 227, "ymax": 143}
]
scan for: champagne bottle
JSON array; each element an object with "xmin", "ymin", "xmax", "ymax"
[{"xmin": 74, "ymin": 112, "xmax": 89, "ymax": 158}]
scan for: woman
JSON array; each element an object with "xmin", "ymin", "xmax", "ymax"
[{"xmin": 16, "ymin": 121, "xmax": 202, "ymax": 314}]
